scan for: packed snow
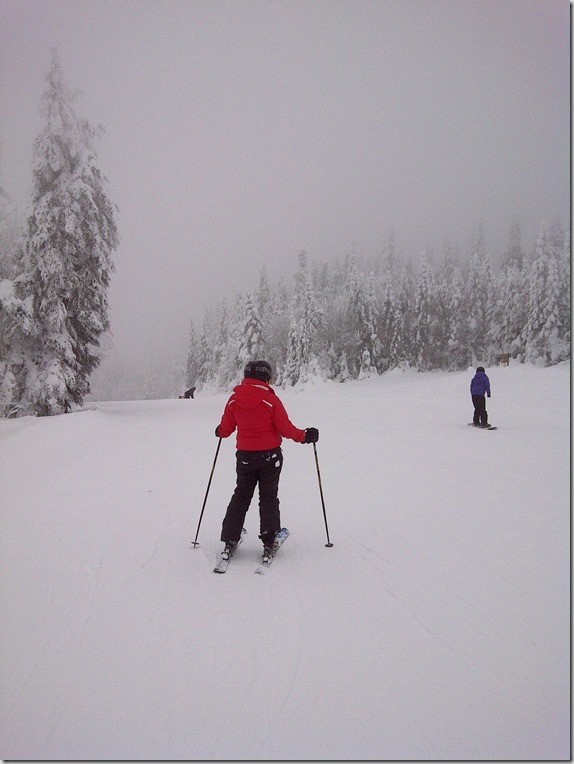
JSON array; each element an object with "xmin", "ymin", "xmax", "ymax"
[{"xmin": 0, "ymin": 362, "xmax": 569, "ymax": 760}]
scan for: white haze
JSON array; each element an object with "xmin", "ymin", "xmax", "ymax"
[{"xmin": 0, "ymin": 0, "xmax": 570, "ymax": 385}]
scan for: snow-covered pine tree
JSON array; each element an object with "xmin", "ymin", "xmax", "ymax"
[
  {"xmin": 284, "ymin": 254, "xmax": 322, "ymax": 384},
  {"xmin": 255, "ymin": 265, "xmax": 272, "ymax": 322},
  {"xmin": 15, "ymin": 50, "xmax": 118, "ymax": 415},
  {"xmin": 389, "ymin": 265, "xmax": 413, "ymax": 369},
  {"xmin": 238, "ymin": 291, "xmax": 265, "ymax": 369},
  {"xmin": 185, "ymin": 319, "xmax": 200, "ymax": 387},
  {"xmin": 292, "ymin": 249, "xmax": 308, "ymax": 310},
  {"xmin": 412, "ymin": 252, "xmax": 437, "ymax": 371},
  {"xmin": 446, "ymin": 262, "xmax": 470, "ymax": 370},
  {"xmin": 265, "ymin": 278, "xmax": 290, "ymax": 385},
  {"xmin": 345, "ymin": 258, "xmax": 378, "ymax": 378},
  {"xmin": 378, "ymin": 278, "xmax": 395, "ymax": 373},
  {"xmin": 196, "ymin": 314, "xmax": 215, "ymax": 385},
  {"xmin": 363, "ymin": 271, "xmax": 381, "ymax": 374},
  {"xmin": 524, "ymin": 221, "xmax": 568, "ymax": 365},
  {"xmin": 494, "ymin": 218, "xmax": 528, "ymax": 360},
  {"xmin": 319, "ymin": 274, "xmax": 348, "ymax": 381},
  {"xmin": 214, "ymin": 291, "xmax": 245, "ymax": 388},
  {"xmin": 211, "ymin": 300, "xmax": 230, "ymax": 388},
  {"xmin": 284, "ymin": 309, "xmax": 302, "ymax": 385},
  {"xmin": 465, "ymin": 225, "xmax": 494, "ymax": 364},
  {"xmin": 433, "ymin": 245, "xmax": 457, "ymax": 369},
  {"xmin": 376, "ymin": 228, "xmax": 398, "ymax": 280},
  {"xmin": 375, "ymin": 231, "xmax": 404, "ymax": 370},
  {"xmin": 502, "ymin": 216, "xmax": 525, "ymax": 271},
  {"xmin": 297, "ymin": 269, "xmax": 324, "ymax": 382}
]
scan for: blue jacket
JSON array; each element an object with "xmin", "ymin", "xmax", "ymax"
[{"xmin": 470, "ymin": 371, "xmax": 491, "ymax": 396}]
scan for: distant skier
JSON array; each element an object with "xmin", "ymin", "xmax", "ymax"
[
  {"xmin": 180, "ymin": 387, "xmax": 196, "ymax": 399},
  {"xmin": 215, "ymin": 360, "xmax": 319, "ymax": 559},
  {"xmin": 470, "ymin": 366, "xmax": 491, "ymax": 427}
]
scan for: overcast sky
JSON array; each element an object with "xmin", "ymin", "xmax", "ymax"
[{"xmin": 0, "ymin": 0, "xmax": 570, "ymax": 373}]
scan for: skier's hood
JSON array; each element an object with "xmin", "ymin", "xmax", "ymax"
[{"xmin": 231, "ymin": 377, "xmax": 275, "ymax": 410}]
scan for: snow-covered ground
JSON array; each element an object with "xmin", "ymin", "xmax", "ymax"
[{"xmin": 0, "ymin": 362, "xmax": 570, "ymax": 760}]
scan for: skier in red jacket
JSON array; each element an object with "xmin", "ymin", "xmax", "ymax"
[{"xmin": 216, "ymin": 360, "xmax": 319, "ymax": 558}]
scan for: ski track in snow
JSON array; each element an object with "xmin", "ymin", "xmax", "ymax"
[{"xmin": 0, "ymin": 363, "xmax": 570, "ymax": 760}]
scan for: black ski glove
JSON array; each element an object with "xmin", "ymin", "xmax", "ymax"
[
  {"xmin": 304, "ymin": 427, "xmax": 319, "ymax": 444},
  {"xmin": 215, "ymin": 426, "xmax": 221, "ymax": 438}
]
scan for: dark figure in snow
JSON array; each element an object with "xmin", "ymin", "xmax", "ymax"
[
  {"xmin": 470, "ymin": 366, "xmax": 491, "ymax": 427},
  {"xmin": 216, "ymin": 360, "xmax": 319, "ymax": 558},
  {"xmin": 180, "ymin": 387, "xmax": 196, "ymax": 399}
]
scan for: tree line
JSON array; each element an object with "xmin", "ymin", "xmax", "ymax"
[{"xmin": 186, "ymin": 219, "xmax": 570, "ymax": 391}]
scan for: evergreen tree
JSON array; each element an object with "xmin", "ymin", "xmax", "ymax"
[
  {"xmin": 502, "ymin": 216, "xmax": 525, "ymax": 271},
  {"xmin": 212, "ymin": 300, "xmax": 230, "ymax": 388},
  {"xmin": 375, "ymin": 228, "xmax": 398, "ymax": 281},
  {"xmin": 346, "ymin": 259, "xmax": 378, "ymax": 378},
  {"xmin": 389, "ymin": 266, "xmax": 412, "ymax": 369},
  {"xmin": 265, "ymin": 279, "xmax": 290, "ymax": 385},
  {"xmin": 320, "ymin": 277, "xmax": 348, "ymax": 381},
  {"xmin": 238, "ymin": 291, "xmax": 264, "ymax": 367},
  {"xmin": 197, "ymin": 314, "xmax": 215, "ymax": 385},
  {"xmin": 525, "ymin": 222, "xmax": 568, "ymax": 364},
  {"xmin": 494, "ymin": 219, "xmax": 528, "ymax": 360},
  {"xmin": 220, "ymin": 292, "xmax": 245, "ymax": 387},
  {"xmin": 465, "ymin": 226, "xmax": 494, "ymax": 363},
  {"xmin": 14, "ymin": 51, "xmax": 118, "ymax": 415},
  {"xmin": 412, "ymin": 252, "xmax": 436, "ymax": 370},
  {"xmin": 434, "ymin": 247, "xmax": 458, "ymax": 369},
  {"xmin": 447, "ymin": 263, "xmax": 471, "ymax": 370},
  {"xmin": 185, "ymin": 319, "xmax": 200, "ymax": 387},
  {"xmin": 378, "ymin": 278, "xmax": 395, "ymax": 372},
  {"xmin": 285, "ymin": 255, "xmax": 322, "ymax": 384},
  {"xmin": 256, "ymin": 265, "xmax": 272, "ymax": 321}
]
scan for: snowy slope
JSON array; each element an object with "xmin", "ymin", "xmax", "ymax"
[{"xmin": 0, "ymin": 363, "xmax": 570, "ymax": 760}]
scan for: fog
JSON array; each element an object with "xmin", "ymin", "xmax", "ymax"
[{"xmin": 0, "ymin": 0, "xmax": 569, "ymax": 386}]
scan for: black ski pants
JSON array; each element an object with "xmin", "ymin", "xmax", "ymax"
[
  {"xmin": 221, "ymin": 448, "xmax": 283, "ymax": 546},
  {"xmin": 472, "ymin": 394, "xmax": 488, "ymax": 426}
]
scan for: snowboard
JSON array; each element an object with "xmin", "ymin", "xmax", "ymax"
[{"xmin": 468, "ymin": 423, "xmax": 497, "ymax": 430}]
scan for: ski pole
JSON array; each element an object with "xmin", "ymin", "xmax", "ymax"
[
  {"xmin": 313, "ymin": 442, "xmax": 333, "ymax": 547},
  {"xmin": 191, "ymin": 437, "xmax": 222, "ymax": 547}
]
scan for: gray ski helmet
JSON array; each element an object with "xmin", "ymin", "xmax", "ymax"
[{"xmin": 244, "ymin": 360, "xmax": 272, "ymax": 382}]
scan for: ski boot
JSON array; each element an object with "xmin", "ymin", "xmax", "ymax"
[{"xmin": 221, "ymin": 540, "xmax": 237, "ymax": 561}]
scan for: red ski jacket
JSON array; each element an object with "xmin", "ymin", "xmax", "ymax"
[{"xmin": 217, "ymin": 377, "xmax": 306, "ymax": 451}]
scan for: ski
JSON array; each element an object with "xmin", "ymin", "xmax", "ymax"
[
  {"xmin": 468, "ymin": 423, "xmax": 497, "ymax": 430},
  {"xmin": 254, "ymin": 527, "xmax": 289, "ymax": 575},
  {"xmin": 213, "ymin": 528, "xmax": 246, "ymax": 573}
]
